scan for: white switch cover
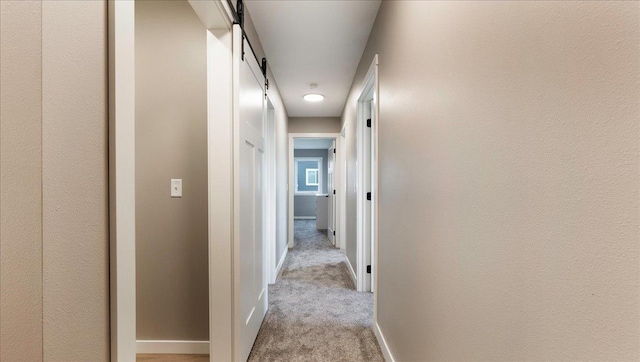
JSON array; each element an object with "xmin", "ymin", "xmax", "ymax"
[{"xmin": 171, "ymin": 179, "xmax": 182, "ymax": 197}]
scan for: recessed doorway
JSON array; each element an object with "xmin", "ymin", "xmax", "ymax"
[{"xmin": 288, "ymin": 133, "xmax": 341, "ymax": 249}]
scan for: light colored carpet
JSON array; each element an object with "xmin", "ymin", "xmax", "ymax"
[{"xmin": 248, "ymin": 220, "xmax": 383, "ymax": 362}]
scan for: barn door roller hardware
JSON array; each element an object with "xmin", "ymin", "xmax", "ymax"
[
  {"xmin": 261, "ymin": 58, "xmax": 268, "ymax": 77},
  {"xmin": 226, "ymin": 0, "xmax": 269, "ymax": 89},
  {"xmin": 262, "ymin": 58, "xmax": 269, "ymax": 96}
]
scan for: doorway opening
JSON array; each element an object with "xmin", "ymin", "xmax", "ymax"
[
  {"xmin": 110, "ymin": 1, "xmax": 280, "ymax": 360},
  {"xmin": 291, "ymin": 138, "xmax": 336, "ymax": 245},
  {"xmin": 356, "ymin": 55, "xmax": 379, "ymax": 294},
  {"xmin": 288, "ymin": 133, "xmax": 341, "ymax": 249}
]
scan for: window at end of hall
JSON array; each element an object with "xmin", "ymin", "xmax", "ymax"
[{"xmin": 295, "ymin": 157, "xmax": 322, "ymax": 194}]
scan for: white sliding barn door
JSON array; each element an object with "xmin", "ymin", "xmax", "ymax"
[{"xmin": 233, "ymin": 25, "xmax": 267, "ymax": 362}]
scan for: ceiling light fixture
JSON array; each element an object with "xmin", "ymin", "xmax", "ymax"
[{"xmin": 304, "ymin": 93, "xmax": 324, "ymax": 102}]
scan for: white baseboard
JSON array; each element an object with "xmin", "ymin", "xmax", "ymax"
[
  {"xmin": 274, "ymin": 247, "xmax": 288, "ymax": 280},
  {"xmin": 345, "ymin": 255, "xmax": 357, "ymax": 288},
  {"xmin": 136, "ymin": 340, "xmax": 209, "ymax": 354},
  {"xmin": 294, "ymin": 216, "xmax": 316, "ymax": 220},
  {"xmin": 374, "ymin": 323, "xmax": 395, "ymax": 362}
]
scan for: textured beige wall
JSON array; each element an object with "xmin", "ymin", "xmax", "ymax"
[
  {"xmin": 342, "ymin": 1, "xmax": 639, "ymax": 360},
  {"xmin": 289, "ymin": 117, "xmax": 341, "ymax": 134},
  {"xmin": 0, "ymin": 2, "xmax": 43, "ymax": 360},
  {"xmin": 42, "ymin": 1, "xmax": 110, "ymax": 359},
  {"xmin": 1, "ymin": 1, "xmax": 110, "ymax": 361},
  {"xmin": 135, "ymin": 0, "xmax": 209, "ymax": 340}
]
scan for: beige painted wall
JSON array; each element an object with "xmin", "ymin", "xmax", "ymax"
[
  {"xmin": 342, "ymin": 1, "xmax": 639, "ymax": 360},
  {"xmin": 135, "ymin": 0, "xmax": 209, "ymax": 341},
  {"xmin": 1, "ymin": 2, "xmax": 43, "ymax": 360},
  {"xmin": 1, "ymin": 1, "xmax": 110, "ymax": 361},
  {"xmin": 289, "ymin": 117, "xmax": 341, "ymax": 134}
]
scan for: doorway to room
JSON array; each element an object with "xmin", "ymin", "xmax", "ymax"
[
  {"xmin": 355, "ymin": 55, "xmax": 379, "ymax": 294},
  {"xmin": 288, "ymin": 134, "xmax": 342, "ymax": 249},
  {"xmin": 292, "ymin": 138, "xmax": 332, "ymax": 242}
]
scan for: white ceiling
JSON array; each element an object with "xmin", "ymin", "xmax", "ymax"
[
  {"xmin": 294, "ymin": 138, "xmax": 334, "ymax": 149},
  {"xmin": 246, "ymin": 0, "xmax": 381, "ymax": 117}
]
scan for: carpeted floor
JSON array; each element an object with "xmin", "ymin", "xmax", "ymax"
[{"xmin": 248, "ymin": 220, "xmax": 383, "ymax": 362}]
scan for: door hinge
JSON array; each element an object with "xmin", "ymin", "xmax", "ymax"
[
  {"xmin": 366, "ymin": 192, "xmax": 372, "ymax": 201},
  {"xmin": 367, "ymin": 118, "xmax": 372, "ymax": 128},
  {"xmin": 333, "ymin": 230, "xmax": 336, "ymax": 236},
  {"xmin": 367, "ymin": 265, "xmax": 372, "ymax": 274},
  {"xmin": 333, "ymin": 189, "xmax": 336, "ymax": 195},
  {"xmin": 333, "ymin": 148, "xmax": 336, "ymax": 154}
]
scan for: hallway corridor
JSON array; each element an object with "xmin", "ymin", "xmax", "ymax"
[{"xmin": 248, "ymin": 220, "xmax": 383, "ymax": 361}]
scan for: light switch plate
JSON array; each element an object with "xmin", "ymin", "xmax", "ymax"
[{"xmin": 171, "ymin": 179, "xmax": 182, "ymax": 197}]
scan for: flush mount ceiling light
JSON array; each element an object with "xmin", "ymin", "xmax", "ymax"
[{"xmin": 304, "ymin": 93, "xmax": 324, "ymax": 102}]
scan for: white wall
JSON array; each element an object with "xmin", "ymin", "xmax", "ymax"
[
  {"xmin": 342, "ymin": 108, "xmax": 358, "ymax": 272},
  {"xmin": 342, "ymin": 1, "xmax": 639, "ymax": 360},
  {"xmin": 275, "ymin": 101, "xmax": 290, "ymax": 259},
  {"xmin": 274, "ymin": 90, "xmax": 289, "ymax": 262}
]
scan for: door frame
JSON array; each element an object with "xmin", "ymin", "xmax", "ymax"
[
  {"xmin": 108, "ymin": 1, "xmax": 234, "ymax": 360},
  {"xmin": 288, "ymin": 133, "xmax": 341, "ymax": 248},
  {"xmin": 108, "ymin": 1, "xmax": 136, "ymax": 360},
  {"xmin": 338, "ymin": 125, "xmax": 347, "ymax": 250},
  {"xmin": 356, "ymin": 55, "xmax": 379, "ymax": 294},
  {"xmin": 327, "ymin": 140, "xmax": 337, "ymax": 245},
  {"xmin": 205, "ymin": 13, "xmax": 235, "ymax": 362}
]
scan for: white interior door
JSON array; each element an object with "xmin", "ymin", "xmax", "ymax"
[
  {"xmin": 364, "ymin": 102, "xmax": 373, "ymax": 292},
  {"xmin": 356, "ymin": 57, "xmax": 378, "ymax": 294},
  {"xmin": 328, "ymin": 141, "xmax": 336, "ymax": 245},
  {"xmin": 233, "ymin": 25, "xmax": 267, "ymax": 362},
  {"xmin": 368, "ymin": 102, "xmax": 375, "ymax": 293}
]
